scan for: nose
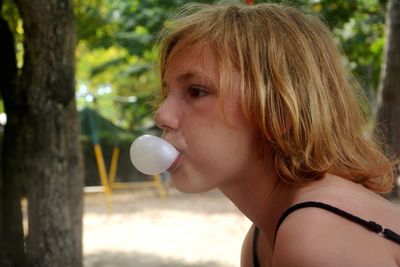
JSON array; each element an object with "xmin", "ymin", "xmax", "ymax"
[{"xmin": 155, "ymin": 96, "xmax": 180, "ymax": 131}]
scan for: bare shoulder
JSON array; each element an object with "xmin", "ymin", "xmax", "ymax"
[
  {"xmin": 272, "ymin": 176, "xmax": 400, "ymax": 267},
  {"xmin": 272, "ymin": 206, "xmax": 400, "ymax": 267}
]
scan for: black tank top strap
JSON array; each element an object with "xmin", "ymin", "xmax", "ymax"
[
  {"xmin": 274, "ymin": 201, "xmax": 400, "ymax": 246},
  {"xmin": 252, "ymin": 226, "xmax": 261, "ymax": 267}
]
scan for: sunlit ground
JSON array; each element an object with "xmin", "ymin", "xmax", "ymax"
[
  {"xmin": 83, "ymin": 188, "xmax": 251, "ymax": 267},
  {"xmin": 20, "ymin": 185, "xmax": 400, "ymax": 266}
]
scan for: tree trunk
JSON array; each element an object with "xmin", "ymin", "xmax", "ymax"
[
  {"xmin": 375, "ymin": 0, "xmax": 400, "ymax": 197},
  {"xmin": 15, "ymin": 0, "xmax": 84, "ymax": 266},
  {"xmin": 0, "ymin": 1, "xmax": 26, "ymax": 265},
  {"xmin": 375, "ymin": 0, "xmax": 400, "ymax": 158}
]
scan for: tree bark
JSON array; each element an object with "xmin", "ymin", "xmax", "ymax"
[
  {"xmin": 15, "ymin": 0, "xmax": 84, "ymax": 266},
  {"xmin": 0, "ymin": 1, "xmax": 26, "ymax": 265},
  {"xmin": 375, "ymin": 0, "xmax": 400, "ymax": 158}
]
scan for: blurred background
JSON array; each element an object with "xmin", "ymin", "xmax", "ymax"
[{"xmin": 0, "ymin": 0, "xmax": 399, "ymax": 266}]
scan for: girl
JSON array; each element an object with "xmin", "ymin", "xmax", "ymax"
[{"xmin": 154, "ymin": 2, "xmax": 400, "ymax": 266}]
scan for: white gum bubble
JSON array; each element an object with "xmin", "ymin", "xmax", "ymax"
[{"xmin": 130, "ymin": 135, "xmax": 179, "ymax": 175}]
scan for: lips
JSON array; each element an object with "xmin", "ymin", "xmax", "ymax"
[{"xmin": 167, "ymin": 153, "xmax": 182, "ymax": 172}]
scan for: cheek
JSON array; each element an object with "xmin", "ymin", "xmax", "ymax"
[
  {"xmin": 182, "ymin": 97, "xmax": 259, "ymax": 176},
  {"xmin": 187, "ymin": 121, "xmax": 258, "ymax": 178}
]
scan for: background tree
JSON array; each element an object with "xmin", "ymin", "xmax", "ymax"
[
  {"xmin": 375, "ymin": 0, "xmax": 400, "ymax": 174},
  {"xmin": 16, "ymin": 0, "xmax": 84, "ymax": 265},
  {"xmin": 0, "ymin": 0, "xmax": 84, "ymax": 266}
]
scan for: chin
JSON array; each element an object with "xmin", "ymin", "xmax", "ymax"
[
  {"xmin": 171, "ymin": 173, "xmax": 215, "ymax": 194},
  {"xmin": 174, "ymin": 184, "xmax": 213, "ymax": 194}
]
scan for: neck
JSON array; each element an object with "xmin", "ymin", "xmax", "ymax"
[{"xmin": 219, "ymin": 165, "xmax": 296, "ymax": 247}]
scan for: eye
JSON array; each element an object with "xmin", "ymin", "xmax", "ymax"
[{"xmin": 189, "ymin": 85, "xmax": 208, "ymax": 98}]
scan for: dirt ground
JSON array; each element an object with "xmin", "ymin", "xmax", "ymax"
[{"xmin": 83, "ymin": 188, "xmax": 251, "ymax": 267}]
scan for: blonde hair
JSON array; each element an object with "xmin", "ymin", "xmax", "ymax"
[{"xmin": 157, "ymin": 2, "xmax": 394, "ymax": 193}]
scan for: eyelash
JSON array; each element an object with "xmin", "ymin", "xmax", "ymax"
[{"xmin": 188, "ymin": 85, "xmax": 208, "ymax": 98}]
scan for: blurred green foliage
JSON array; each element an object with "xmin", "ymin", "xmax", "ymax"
[
  {"xmin": 1, "ymin": 0, "xmax": 24, "ymax": 68},
  {"xmin": 0, "ymin": 0, "xmax": 388, "ymax": 184},
  {"xmin": 74, "ymin": 0, "xmax": 213, "ymax": 133},
  {"xmin": 74, "ymin": 0, "xmax": 387, "ymax": 134},
  {"xmin": 2, "ymin": 0, "xmax": 388, "ymax": 134}
]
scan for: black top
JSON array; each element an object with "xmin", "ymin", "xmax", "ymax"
[{"xmin": 252, "ymin": 201, "xmax": 400, "ymax": 267}]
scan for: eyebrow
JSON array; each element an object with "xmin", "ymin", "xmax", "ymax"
[
  {"xmin": 177, "ymin": 71, "xmax": 198, "ymax": 83},
  {"xmin": 163, "ymin": 71, "xmax": 215, "ymax": 88}
]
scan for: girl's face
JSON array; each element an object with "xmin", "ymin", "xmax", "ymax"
[{"xmin": 155, "ymin": 43, "xmax": 262, "ymax": 193}]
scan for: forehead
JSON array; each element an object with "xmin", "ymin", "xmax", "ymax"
[{"xmin": 164, "ymin": 41, "xmax": 219, "ymax": 82}]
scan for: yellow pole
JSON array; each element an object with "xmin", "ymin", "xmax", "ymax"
[
  {"xmin": 108, "ymin": 146, "xmax": 120, "ymax": 188},
  {"xmin": 94, "ymin": 144, "xmax": 112, "ymax": 212},
  {"xmin": 153, "ymin": 174, "xmax": 167, "ymax": 199}
]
